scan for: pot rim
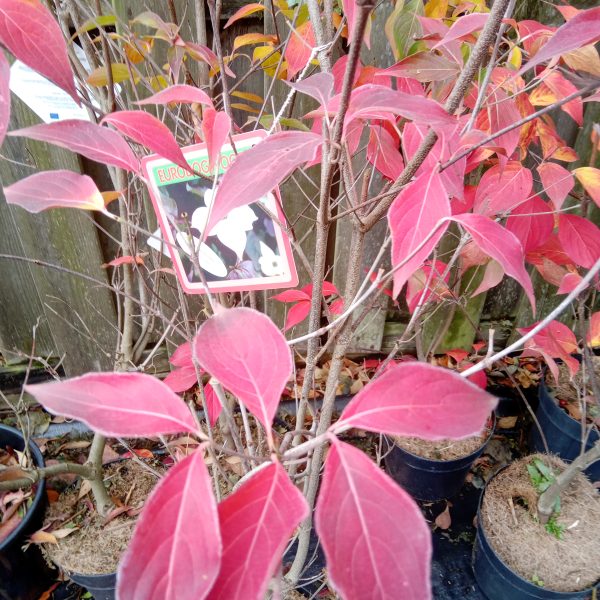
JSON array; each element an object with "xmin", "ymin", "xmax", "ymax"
[
  {"xmin": 476, "ymin": 459, "xmax": 599, "ymax": 596},
  {"xmin": 0, "ymin": 424, "xmax": 46, "ymax": 551},
  {"xmin": 390, "ymin": 412, "xmax": 496, "ymax": 464}
]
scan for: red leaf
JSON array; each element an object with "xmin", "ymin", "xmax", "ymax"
[
  {"xmin": 0, "ymin": 51, "xmax": 9, "ymax": 147},
  {"xmin": 315, "ymin": 439, "xmax": 432, "ymax": 600},
  {"xmin": 404, "ymin": 122, "xmax": 466, "ymax": 201},
  {"xmin": 308, "ymin": 84, "xmax": 455, "ymax": 130},
  {"xmin": 289, "ymin": 72, "xmax": 334, "ymax": 108},
  {"xmin": 518, "ymin": 7, "xmax": 600, "ymax": 74},
  {"xmin": 25, "ymin": 372, "xmax": 198, "ymax": 437},
  {"xmin": 0, "ymin": 0, "xmax": 78, "ymax": 102},
  {"xmin": 193, "ymin": 308, "xmax": 292, "ymax": 435},
  {"xmin": 366, "ymin": 125, "xmax": 404, "ymax": 180},
  {"xmin": 557, "ymin": 272, "xmax": 583, "ymax": 294},
  {"xmin": 135, "ymin": 84, "xmax": 214, "ymax": 108},
  {"xmin": 207, "ymin": 462, "xmax": 308, "ymax": 600},
  {"xmin": 164, "ymin": 365, "xmax": 198, "ymax": 393},
  {"xmin": 452, "ymin": 213, "xmax": 535, "ymax": 311},
  {"xmin": 170, "ymin": 341, "xmax": 193, "ymax": 367},
  {"xmin": 4, "ymin": 170, "xmax": 105, "ymax": 213},
  {"xmin": 271, "ymin": 289, "xmax": 310, "ymax": 303},
  {"xmin": 329, "ymin": 298, "xmax": 344, "ymax": 315},
  {"xmin": 300, "ymin": 280, "xmax": 341, "ymax": 298},
  {"xmin": 519, "ymin": 320, "xmax": 579, "ymax": 375},
  {"xmin": 284, "ymin": 300, "xmax": 311, "ymax": 331},
  {"xmin": 466, "ymin": 369, "xmax": 488, "ymax": 389},
  {"xmin": 471, "ymin": 259, "xmax": 504, "ymax": 297},
  {"xmin": 117, "ymin": 450, "xmax": 221, "ymax": 600},
  {"xmin": 101, "ymin": 111, "xmax": 189, "ymax": 172},
  {"xmin": 389, "ymin": 171, "xmax": 451, "ymax": 297},
  {"xmin": 9, "ymin": 120, "xmax": 140, "ymax": 173},
  {"xmin": 334, "ymin": 362, "xmax": 497, "ymax": 438},
  {"xmin": 505, "ymin": 196, "xmax": 553, "ymax": 253},
  {"xmin": 102, "ymin": 255, "xmax": 144, "ymax": 268},
  {"xmin": 285, "ymin": 21, "xmax": 315, "ymax": 80},
  {"xmin": 477, "ymin": 88, "xmax": 521, "ymax": 158},
  {"xmin": 183, "ymin": 42, "xmax": 236, "ymax": 78},
  {"xmin": 203, "ymin": 382, "xmax": 222, "ymax": 427},
  {"xmin": 587, "ymin": 311, "xmax": 600, "ymax": 347},
  {"xmin": 537, "ymin": 162, "xmax": 574, "ymax": 210},
  {"xmin": 224, "ymin": 3, "xmax": 265, "ymax": 28},
  {"xmin": 558, "ymin": 214, "xmax": 600, "ymax": 268},
  {"xmin": 207, "ymin": 132, "xmax": 322, "ymax": 235},
  {"xmin": 544, "ymin": 72, "xmax": 583, "ymax": 126},
  {"xmin": 406, "ymin": 260, "xmax": 449, "ymax": 313},
  {"xmin": 433, "ymin": 13, "xmax": 489, "ymax": 48},
  {"xmin": 474, "ymin": 162, "xmax": 533, "ymax": 216},
  {"xmin": 201, "ymin": 108, "xmax": 231, "ymax": 172}
]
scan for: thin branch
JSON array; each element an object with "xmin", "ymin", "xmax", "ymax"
[{"xmin": 461, "ymin": 256, "xmax": 600, "ymax": 377}]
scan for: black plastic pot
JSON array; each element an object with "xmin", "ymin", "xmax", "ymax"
[
  {"xmin": 529, "ymin": 380, "xmax": 600, "ymax": 481},
  {"xmin": 472, "ymin": 466, "xmax": 598, "ymax": 599},
  {"xmin": 0, "ymin": 424, "xmax": 55, "ymax": 600},
  {"xmin": 68, "ymin": 571, "xmax": 117, "ymax": 600},
  {"xmin": 384, "ymin": 416, "xmax": 495, "ymax": 501}
]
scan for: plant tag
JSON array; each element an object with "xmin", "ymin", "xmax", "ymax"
[{"xmin": 142, "ymin": 130, "xmax": 298, "ymax": 294}]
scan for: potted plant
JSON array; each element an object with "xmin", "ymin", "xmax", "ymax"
[
  {"xmin": 520, "ymin": 316, "xmax": 600, "ymax": 480},
  {"xmin": 0, "ymin": 423, "xmax": 54, "ymax": 600},
  {"xmin": 0, "ymin": 0, "xmax": 599, "ymax": 598},
  {"xmin": 473, "ymin": 449, "xmax": 600, "ymax": 599}
]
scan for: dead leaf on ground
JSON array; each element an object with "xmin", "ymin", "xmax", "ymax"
[
  {"xmin": 434, "ymin": 502, "xmax": 452, "ymax": 530},
  {"xmin": 497, "ymin": 416, "xmax": 518, "ymax": 429}
]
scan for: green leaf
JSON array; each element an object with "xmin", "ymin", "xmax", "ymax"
[
  {"xmin": 533, "ymin": 458, "xmax": 555, "ymax": 481},
  {"xmin": 385, "ymin": 0, "xmax": 424, "ymax": 61},
  {"xmin": 258, "ymin": 115, "xmax": 310, "ymax": 131},
  {"xmin": 72, "ymin": 15, "xmax": 117, "ymax": 40}
]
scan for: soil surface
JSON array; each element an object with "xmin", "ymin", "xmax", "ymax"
[
  {"xmin": 43, "ymin": 460, "xmax": 162, "ymax": 575},
  {"xmin": 394, "ymin": 419, "xmax": 493, "ymax": 460},
  {"xmin": 480, "ymin": 453, "xmax": 600, "ymax": 592}
]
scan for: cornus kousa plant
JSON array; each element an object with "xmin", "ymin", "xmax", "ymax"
[
  {"xmin": 25, "ymin": 307, "xmax": 498, "ymax": 599},
  {"xmin": 0, "ymin": 0, "xmax": 599, "ymax": 597}
]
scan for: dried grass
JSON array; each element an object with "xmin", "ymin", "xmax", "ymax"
[
  {"xmin": 480, "ymin": 454, "xmax": 600, "ymax": 592},
  {"xmin": 43, "ymin": 460, "xmax": 162, "ymax": 575}
]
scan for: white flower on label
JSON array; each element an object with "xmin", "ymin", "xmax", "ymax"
[
  {"xmin": 175, "ymin": 231, "xmax": 228, "ymax": 278},
  {"xmin": 258, "ymin": 241, "xmax": 284, "ymax": 277}
]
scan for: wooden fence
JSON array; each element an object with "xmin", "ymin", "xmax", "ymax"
[{"xmin": 0, "ymin": 0, "xmax": 598, "ymax": 378}]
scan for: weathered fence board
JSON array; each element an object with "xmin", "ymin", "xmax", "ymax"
[{"xmin": 0, "ymin": 97, "xmax": 117, "ymax": 375}]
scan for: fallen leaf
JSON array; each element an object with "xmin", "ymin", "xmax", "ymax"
[
  {"xmin": 434, "ymin": 502, "xmax": 452, "ymax": 530},
  {"xmin": 78, "ymin": 479, "xmax": 92, "ymax": 500},
  {"xmin": 497, "ymin": 416, "xmax": 518, "ymax": 429},
  {"xmin": 29, "ymin": 530, "xmax": 58, "ymax": 545}
]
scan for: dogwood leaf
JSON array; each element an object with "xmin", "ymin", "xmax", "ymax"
[
  {"xmin": 4, "ymin": 170, "xmax": 105, "ymax": 213},
  {"xmin": 25, "ymin": 372, "xmax": 198, "ymax": 437},
  {"xmin": 315, "ymin": 439, "xmax": 432, "ymax": 600},
  {"xmin": 0, "ymin": 0, "xmax": 78, "ymax": 102},
  {"xmin": 334, "ymin": 362, "xmax": 497, "ymax": 438},
  {"xmin": 101, "ymin": 111, "xmax": 190, "ymax": 172},
  {"xmin": 117, "ymin": 450, "xmax": 221, "ymax": 600},
  {"xmin": 389, "ymin": 171, "xmax": 451, "ymax": 297},
  {"xmin": 206, "ymin": 132, "xmax": 322, "ymax": 236},
  {"xmin": 452, "ymin": 213, "xmax": 535, "ymax": 311},
  {"xmin": 193, "ymin": 308, "xmax": 292, "ymax": 434},
  {"xmin": 9, "ymin": 120, "xmax": 140, "ymax": 173},
  {"xmin": 207, "ymin": 462, "xmax": 308, "ymax": 600}
]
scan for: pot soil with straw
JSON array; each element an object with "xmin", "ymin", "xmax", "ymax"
[
  {"xmin": 385, "ymin": 416, "xmax": 495, "ymax": 501},
  {"xmin": 473, "ymin": 454, "xmax": 600, "ymax": 599}
]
